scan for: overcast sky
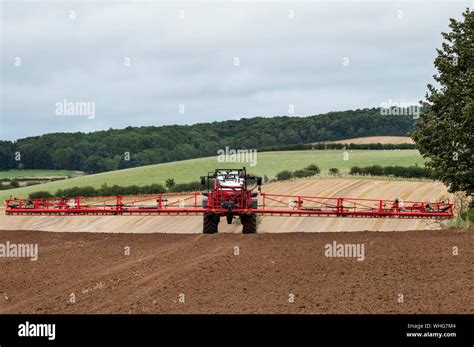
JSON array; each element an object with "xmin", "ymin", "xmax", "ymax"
[{"xmin": 0, "ymin": 0, "xmax": 470, "ymax": 140}]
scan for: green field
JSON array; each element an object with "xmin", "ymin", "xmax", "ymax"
[
  {"xmin": 0, "ymin": 150, "xmax": 425, "ymax": 201},
  {"xmin": 0, "ymin": 170, "xmax": 83, "ymax": 179}
]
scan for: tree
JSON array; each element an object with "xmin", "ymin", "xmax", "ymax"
[
  {"xmin": 263, "ymin": 174, "xmax": 269, "ymax": 183},
  {"xmin": 293, "ymin": 169, "xmax": 313, "ymax": 178},
  {"xmin": 83, "ymin": 155, "xmax": 109, "ymax": 173},
  {"xmin": 276, "ymin": 170, "xmax": 293, "ymax": 181},
  {"xmin": 165, "ymin": 178, "xmax": 176, "ymax": 189},
  {"xmin": 412, "ymin": 9, "xmax": 473, "ymax": 200},
  {"xmin": 305, "ymin": 164, "xmax": 321, "ymax": 175},
  {"xmin": 52, "ymin": 148, "xmax": 75, "ymax": 170},
  {"xmin": 0, "ymin": 141, "xmax": 15, "ymax": 170},
  {"xmin": 29, "ymin": 191, "xmax": 54, "ymax": 199}
]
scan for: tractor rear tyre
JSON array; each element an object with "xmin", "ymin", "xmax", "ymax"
[
  {"xmin": 241, "ymin": 213, "xmax": 257, "ymax": 234},
  {"xmin": 203, "ymin": 213, "xmax": 219, "ymax": 234}
]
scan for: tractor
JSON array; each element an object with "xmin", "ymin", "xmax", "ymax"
[{"xmin": 200, "ymin": 168, "xmax": 262, "ymax": 234}]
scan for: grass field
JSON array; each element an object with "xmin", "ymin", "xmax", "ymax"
[
  {"xmin": 0, "ymin": 149, "xmax": 425, "ymax": 201},
  {"xmin": 0, "ymin": 170, "xmax": 83, "ymax": 179}
]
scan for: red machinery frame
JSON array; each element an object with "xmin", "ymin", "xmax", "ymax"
[{"xmin": 5, "ymin": 192, "xmax": 453, "ymax": 219}]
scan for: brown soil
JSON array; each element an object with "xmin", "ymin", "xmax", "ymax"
[{"xmin": 0, "ymin": 229, "xmax": 472, "ymax": 314}]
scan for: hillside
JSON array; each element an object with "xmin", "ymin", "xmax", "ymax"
[
  {"xmin": 0, "ymin": 108, "xmax": 415, "ymax": 173},
  {"xmin": 0, "ymin": 149, "xmax": 425, "ymax": 202}
]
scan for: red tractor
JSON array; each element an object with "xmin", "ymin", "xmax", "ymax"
[{"xmin": 200, "ymin": 168, "xmax": 262, "ymax": 234}]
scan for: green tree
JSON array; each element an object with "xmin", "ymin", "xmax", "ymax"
[
  {"xmin": 305, "ymin": 164, "xmax": 321, "ymax": 175},
  {"xmin": 165, "ymin": 178, "xmax": 176, "ymax": 189},
  {"xmin": 29, "ymin": 191, "xmax": 54, "ymax": 199},
  {"xmin": 83, "ymin": 155, "xmax": 109, "ymax": 173},
  {"xmin": 52, "ymin": 148, "xmax": 75, "ymax": 170},
  {"xmin": 412, "ymin": 9, "xmax": 473, "ymax": 199},
  {"xmin": 276, "ymin": 170, "xmax": 293, "ymax": 181},
  {"xmin": 292, "ymin": 169, "xmax": 313, "ymax": 178}
]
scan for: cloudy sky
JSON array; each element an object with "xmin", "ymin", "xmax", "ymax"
[{"xmin": 0, "ymin": 0, "xmax": 470, "ymax": 140}]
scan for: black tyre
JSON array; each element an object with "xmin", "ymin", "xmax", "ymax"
[
  {"xmin": 203, "ymin": 213, "xmax": 219, "ymax": 234},
  {"xmin": 241, "ymin": 213, "xmax": 257, "ymax": 234}
]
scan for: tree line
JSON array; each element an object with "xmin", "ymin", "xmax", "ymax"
[
  {"xmin": 274, "ymin": 165, "xmax": 432, "ymax": 181},
  {"xmin": 1, "ymin": 108, "xmax": 415, "ymax": 173},
  {"xmin": 29, "ymin": 181, "xmax": 202, "ymax": 199},
  {"xmin": 349, "ymin": 165, "xmax": 432, "ymax": 179}
]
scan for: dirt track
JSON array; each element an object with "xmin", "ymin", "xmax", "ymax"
[{"xmin": 0, "ymin": 229, "xmax": 472, "ymax": 314}]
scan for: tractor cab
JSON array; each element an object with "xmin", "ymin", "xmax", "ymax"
[{"xmin": 216, "ymin": 170, "xmax": 244, "ymax": 190}]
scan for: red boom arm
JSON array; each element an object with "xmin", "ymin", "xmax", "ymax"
[{"xmin": 5, "ymin": 193, "xmax": 453, "ymax": 219}]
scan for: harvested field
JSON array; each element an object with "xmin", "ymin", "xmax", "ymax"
[
  {"xmin": 0, "ymin": 229, "xmax": 472, "ymax": 314},
  {"xmin": 0, "ymin": 178, "xmax": 450, "ymax": 233},
  {"xmin": 332, "ymin": 136, "xmax": 415, "ymax": 144}
]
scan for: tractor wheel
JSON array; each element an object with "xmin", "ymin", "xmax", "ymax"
[
  {"xmin": 241, "ymin": 213, "xmax": 257, "ymax": 234},
  {"xmin": 203, "ymin": 213, "xmax": 219, "ymax": 234}
]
